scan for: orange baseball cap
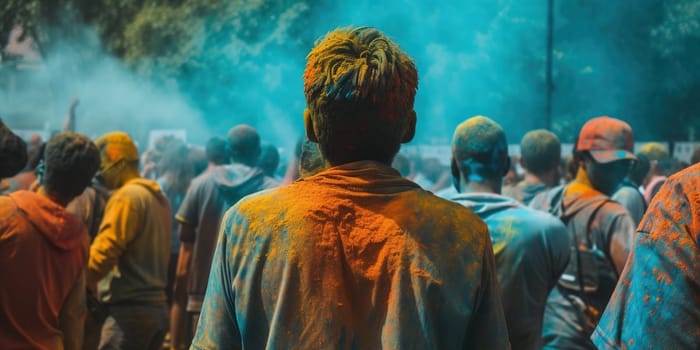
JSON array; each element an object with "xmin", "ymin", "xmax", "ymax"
[{"xmin": 577, "ymin": 116, "xmax": 636, "ymax": 163}]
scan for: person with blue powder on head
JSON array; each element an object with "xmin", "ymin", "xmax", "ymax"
[{"xmin": 447, "ymin": 115, "xmax": 570, "ymax": 349}]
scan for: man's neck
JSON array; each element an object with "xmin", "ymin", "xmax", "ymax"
[
  {"xmin": 37, "ymin": 186, "xmax": 70, "ymax": 207},
  {"xmin": 524, "ymin": 170, "xmax": 558, "ymax": 187},
  {"xmin": 523, "ymin": 172, "xmax": 544, "ymax": 186},
  {"xmin": 118, "ymin": 170, "xmax": 141, "ymax": 188},
  {"xmin": 459, "ymin": 176, "xmax": 500, "ymax": 195}
]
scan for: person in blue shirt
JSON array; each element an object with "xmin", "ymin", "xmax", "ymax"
[{"xmin": 448, "ymin": 116, "xmax": 570, "ymax": 349}]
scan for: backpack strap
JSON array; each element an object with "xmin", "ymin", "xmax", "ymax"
[
  {"xmin": 545, "ymin": 185, "xmax": 566, "ymax": 218},
  {"xmin": 571, "ymin": 198, "xmax": 610, "ymax": 301}
]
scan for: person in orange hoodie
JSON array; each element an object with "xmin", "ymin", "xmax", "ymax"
[
  {"xmin": 0, "ymin": 132, "xmax": 100, "ymax": 349},
  {"xmin": 191, "ymin": 26, "xmax": 509, "ymax": 349}
]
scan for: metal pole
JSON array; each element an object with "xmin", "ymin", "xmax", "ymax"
[{"xmin": 546, "ymin": 0, "xmax": 554, "ymax": 130}]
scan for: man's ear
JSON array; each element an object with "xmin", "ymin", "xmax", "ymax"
[
  {"xmin": 450, "ymin": 157, "xmax": 461, "ymax": 192},
  {"xmin": 401, "ymin": 110, "xmax": 417, "ymax": 143},
  {"xmin": 502, "ymin": 156, "xmax": 511, "ymax": 177},
  {"xmin": 304, "ymin": 109, "xmax": 319, "ymax": 143}
]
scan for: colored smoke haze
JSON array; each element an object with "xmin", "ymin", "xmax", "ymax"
[{"xmin": 0, "ymin": 1, "xmax": 670, "ymax": 155}]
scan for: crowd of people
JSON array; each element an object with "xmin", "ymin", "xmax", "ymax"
[{"xmin": 1, "ymin": 26, "xmax": 700, "ymax": 349}]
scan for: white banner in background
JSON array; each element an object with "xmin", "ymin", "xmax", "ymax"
[{"xmin": 401, "ymin": 141, "xmax": 699, "ymax": 162}]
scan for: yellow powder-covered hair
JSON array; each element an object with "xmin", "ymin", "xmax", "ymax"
[{"xmin": 303, "ymin": 26, "xmax": 418, "ymax": 165}]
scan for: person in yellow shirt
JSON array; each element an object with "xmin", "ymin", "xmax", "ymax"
[{"xmin": 88, "ymin": 132, "xmax": 171, "ymax": 350}]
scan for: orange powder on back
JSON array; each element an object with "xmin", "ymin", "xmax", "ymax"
[{"xmin": 228, "ymin": 164, "xmax": 489, "ymax": 346}]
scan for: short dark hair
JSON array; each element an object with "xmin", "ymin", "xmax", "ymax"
[
  {"xmin": 0, "ymin": 120, "xmax": 28, "ymax": 178},
  {"xmin": 692, "ymin": 146, "xmax": 700, "ymax": 165},
  {"xmin": 227, "ymin": 125, "xmax": 261, "ymax": 166},
  {"xmin": 628, "ymin": 153, "xmax": 650, "ymax": 185},
  {"xmin": 43, "ymin": 133, "xmax": 100, "ymax": 199},
  {"xmin": 257, "ymin": 144, "xmax": 280, "ymax": 177},
  {"xmin": 205, "ymin": 137, "xmax": 228, "ymax": 165},
  {"xmin": 452, "ymin": 116, "xmax": 509, "ymax": 182},
  {"xmin": 303, "ymin": 27, "xmax": 418, "ymax": 165},
  {"xmin": 159, "ymin": 140, "xmax": 194, "ymax": 194},
  {"xmin": 520, "ymin": 129, "xmax": 561, "ymax": 176},
  {"xmin": 188, "ymin": 147, "xmax": 208, "ymax": 176}
]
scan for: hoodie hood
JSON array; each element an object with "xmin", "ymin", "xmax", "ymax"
[
  {"xmin": 126, "ymin": 178, "xmax": 169, "ymax": 204},
  {"xmin": 212, "ymin": 164, "xmax": 273, "ymax": 205},
  {"xmin": 449, "ymin": 192, "xmax": 521, "ymax": 217},
  {"xmin": 531, "ymin": 183, "xmax": 608, "ymax": 221},
  {"xmin": 560, "ymin": 182, "xmax": 609, "ymax": 219},
  {"xmin": 9, "ymin": 190, "xmax": 87, "ymax": 251}
]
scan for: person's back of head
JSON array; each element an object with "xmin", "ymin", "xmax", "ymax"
[
  {"xmin": 159, "ymin": 140, "xmax": 194, "ymax": 194},
  {"xmin": 299, "ymin": 139, "xmax": 326, "ymax": 178},
  {"xmin": 421, "ymin": 157, "xmax": 444, "ymax": 182},
  {"xmin": 573, "ymin": 116, "xmax": 636, "ymax": 195},
  {"xmin": 391, "ymin": 153, "xmax": 411, "ymax": 177},
  {"xmin": 0, "ymin": 120, "xmax": 28, "ymax": 178},
  {"xmin": 638, "ymin": 142, "xmax": 669, "ymax": 163},
  {"xmin": 638, "ymin": 142, "xmax": 671, "ymax": 176},
  {"xmin": 206, "ymin": 136, "xmax": 228, "ymax": 166},
  {"xmin": 94, "ymin": 131, "xmax": 141, "ymax": 190},
  {"xmin": 227, "ymin": 125, "xmax": 261, "ymax": 167},
  {"xmin": 520, "ymin": 129, "xmax": 561, "ymax": 178},
  {"xmin": 154, "ymin": 135, "xmax": 178, "ymax": 155},
  {"xmin": 303, "ymin": 26, "xmax": 418, "ymax": 166},
  {"xmin": 691, "ymin": 146, "xmax": 700, "ymax": 165},
  {"xmin": 628, "ymin": 153, "xmax": 650, "ymax": 186},
  {"xmin": 450, "ymin": 116, "xmax": 509, "ymax": 192},
  {"xmin": 258, "ymin": 144, "xmax": 280, "ymax": 177},
  {"xmin": 43, "ymin": 132, "xmax": 100, "ymax": 202},
  {"xmin": 188, "ymin": 146, "xmax": 208, "ymax": 176}
]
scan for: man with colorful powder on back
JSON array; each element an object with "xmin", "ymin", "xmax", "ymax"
[
  {"xmin": 529, "ymin": 116, "xmax": 636, "ymax": 349},
  {"xmin": 191, "ymin": 26, "xmax": 509, "ymax": 349},
  {"xmin": 447, "ymin": 116, "xmax": 570, "ymax": 349},
  {"xmin": 592, "ymin": 162, "xmax": 700, "ymax": 349}
]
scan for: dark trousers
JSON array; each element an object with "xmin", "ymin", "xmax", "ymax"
[
  {"xmin": 98, "ymin": 303, "xmax": 168, "ymax": 350},
  {"xmin": 176, "ymin": 311, "xmax": 200, "ymax": 349}
]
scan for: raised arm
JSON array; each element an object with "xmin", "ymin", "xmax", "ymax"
[{"xmin": 62, "ymin": 98, "xmax": 79, "ymax": 132}]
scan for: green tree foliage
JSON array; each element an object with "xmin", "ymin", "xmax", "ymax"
[
  {"xmin": 2, "ymin": 0, "xmax": 700, "ymax": 142},
  {"xmin": 1, "ymin": 0, "xmax": 81, "ymax": 56},
  {"xmin": 651, "ymin": 1, "xmax": 700, "ymax": 140},
  {"xmin": 1, "ymin": 0, "xmax": 319, "ymax": 131}
]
